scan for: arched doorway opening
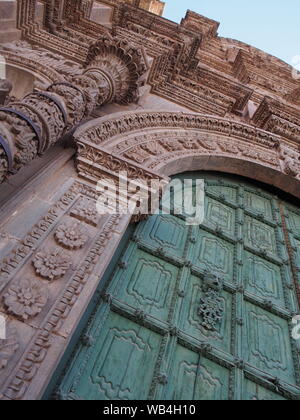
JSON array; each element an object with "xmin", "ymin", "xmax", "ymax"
[{"xmin": 48, "ymin": 171, "xmax": 300, "ymax": 400}]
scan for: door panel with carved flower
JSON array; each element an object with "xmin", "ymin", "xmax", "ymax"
[{"xmin": 53, "ymin": 173, "xmax": 300, "ymax": 401}]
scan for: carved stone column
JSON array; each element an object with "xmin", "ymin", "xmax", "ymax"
[{"xmin": 0, "ymin": 36, "xmax": 148, "ymax": 183}]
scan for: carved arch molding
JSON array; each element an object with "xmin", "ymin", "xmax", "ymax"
[{"xmin": 74, "ymin": 110, "xmax": 300, "ymax": 200}]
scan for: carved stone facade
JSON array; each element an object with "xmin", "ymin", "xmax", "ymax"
[{"xmin": 0, "ymin": 0, "xmax": 299, "ymax": 400}]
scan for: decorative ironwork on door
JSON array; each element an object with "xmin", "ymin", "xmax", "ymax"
[{"xmin": 54, "ymin": 173, "xmax": 300, "ymax": 400}]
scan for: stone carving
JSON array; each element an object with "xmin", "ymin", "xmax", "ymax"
[
  {"xmin": 252, "ymin": 98, "xmax": 300, "ymax": 144},
  {"xmin": 0, "ymin": 36, "xmax": 148, "ymax": 184},
  {"xmin": 0, "ymin": 182, "xmax": 92, "ymax": 291},
  {"xmin": 70, "ymin": 198, "xmax": 99, "ymax": 226},
  {"xmin": 3, "ymin": 279, "xmax": 48, "ymax": 321},
  {"xmin": 198, "ymin": 272, "xmax": 224, "ymax": 331},
  {"xmin": 279, "ymin": 145, "xmax": 300, "ymax": 178},
  {"xmin": 85, "ymin": 35, "xmax": 148, "ymax": 105},
  {"xmin": 12, "ymin": 0, "xmax": 300, "ymax": 121},
  {"xmin": 33, "ymin": 248, "xmax": 72, "ymax": 281},
  {"xmin": 76, "ymin": 111, "xmax": 279, "ymax": 148},
  {"xmin": 55, "ymin": 222, "xmax": 89, "ymax": 250},
  {"xmin": 0, "ymin": 0, "xmax": 298, "ymax": 402},
  {"xmin": 0, "ymin": 323, "xmax": 19, "ymax": 370},
  {"xmin": 0, "ymin": 79, "xmax": 13, "ymax": 105},
  {"xmin": 0, "ymin": 111, "xmax": 40, "ymax": 173},
  {"xmin": 2, "ymin": 208, "xmax": 121, "ymax": 399},
  {"xmin": 74, "ymin": 111, "xmax": 287, "ymax": 190}
]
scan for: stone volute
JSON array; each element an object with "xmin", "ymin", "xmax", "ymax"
[{"xmin": 0, "ymin": 36, "xmax": 148, "ymax": 183}]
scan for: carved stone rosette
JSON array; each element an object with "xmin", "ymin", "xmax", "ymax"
[
  {"xmin": 0, "ymin": 37, "xmax": 148, "ymax": 183},
  {"xmin": 33, "ymin": 248, "xmax": 72, "ymax": 281},
  {"xmin": 4, "ymin": 279, "xmax": 49, "ymax": 321},
  {"xmin": 54, "ymin": 222, "xmax": 89, "ymax": 250}
]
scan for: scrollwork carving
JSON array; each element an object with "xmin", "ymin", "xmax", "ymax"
[{"xmin": 198, "ymin": 272, "xmax": 224, "ymax": 331}]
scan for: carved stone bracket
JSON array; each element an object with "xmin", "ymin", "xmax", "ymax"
[
  {"xmin": 0, "ymin": 37, "xmax": 148, "ymax": 183},
  {"xmin": 85, "ymin": 35, "xmax": 149, "ymax": 105}
]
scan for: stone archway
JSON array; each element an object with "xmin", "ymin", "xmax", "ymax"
[
  {"xmin": 2, "ymin": 110, "xmax": 300, "ymax": 400},
  {"xmin": 74, "ymin": 110, "xmax": 300, "ymax": 200}
]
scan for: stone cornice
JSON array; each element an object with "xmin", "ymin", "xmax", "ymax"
[
  {"xmin": 13, "ymin": 1, "xmax": 300, "ymax": 123},
  {"xmin": 252, "ymin": 97, "xmax": 300, "ymax": 143}
]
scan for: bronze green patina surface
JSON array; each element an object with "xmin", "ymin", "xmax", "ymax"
[{"xmin": 54, "ymin": 173, "xmax": 300, "ymax": 400}]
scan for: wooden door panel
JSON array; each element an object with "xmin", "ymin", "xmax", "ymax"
[
  {"xmin": 244, "ymin": 216, "xmax": 278, "ymax": 256},
  {"xmin": 243, "ymin": 302, "xmax": 296, "ymax": 384},
  {"xmin": 205, "ymin": 197, "xmax": 236, "ymax": 236},
  {"xmin": 243, "ymin": 379, "xmax": 287, "ymax": 401},
  {"xmin": 244, "ymin": 190, "xmax": 273, "ymax": 220},
  {"xmin": 64, "ymin": 312, "xmax": 162, "ymax": 400},
  {"xmin": 55, "ymin": 173, "xmax": 300, "ymax": 401},
  {"xmin": 113, "ymin": 248, "xmax": 179, "ymax": 322},
  {"xmin": 206, "ymin": 185, "xmax": 237, "ymax": 203},
  {"xmin": 287, "ymin": 208, "xmax": 300, "ymax": 237},
  {"xmin": 192, "ymin": 230, "xmax": 235, "ymax": 283},
  {"xmin": 164, "ymin": 345, "xmax": 230, "ymax": 400},
  {"xmin": 243, "ymin": 251, "xmax": 285, "ymax": 307},
  {"xmin": 135, "ymin": 215, "xmax": 188, "ymax": 259}
]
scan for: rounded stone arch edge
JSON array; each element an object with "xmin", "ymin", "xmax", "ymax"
[
  {"xmin": 2, "ymin": 50, "xmax": 63, "ymax": 85},
  {"xmin": 73, "ymin": 109, "xmax": 300, "ymax": 200},
  {"xmin": 157, "ymin": 154, "xmax": 300, "ymax": 201}
]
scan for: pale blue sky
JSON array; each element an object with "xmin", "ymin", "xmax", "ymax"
[{"xmin": 164, "ymin": 0, "xmax": 300, "ymax": 66}]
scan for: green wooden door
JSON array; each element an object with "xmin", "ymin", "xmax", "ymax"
[{"xmin": 54, "ymin": 173, "xmax": 300, "ymax": 400}]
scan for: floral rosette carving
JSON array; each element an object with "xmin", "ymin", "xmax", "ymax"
[
  {"xmin": 33, "ymin": 248, "xmax": 71, "ymax": 281},
  {"xmin": 0, "ymin": 323, "xmax": 19, "ymax": 370},
  {"xmin": 54, "ymin": 222, "xmax": 89, "ymax": 250},
  {"xmin": 3, "ymin": 279, "xmax": 48, "ymax": 320}
]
